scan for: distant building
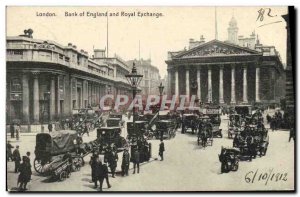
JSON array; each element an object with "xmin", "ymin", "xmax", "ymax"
[
  {"xmin": 166, "ymin": 16, "xmax": 285, "ymax": 106},
  {"xmin": 127, "ymin": 59, "xmax": 161, "ymax": 96}
]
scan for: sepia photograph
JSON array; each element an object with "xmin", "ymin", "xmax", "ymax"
[{"xmin": 5, "ymin": 6, "xmax": 295, "ymax": 192}]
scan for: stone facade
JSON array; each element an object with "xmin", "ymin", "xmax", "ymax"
[
  {"xmin": 6, "ymin": 33, "xmax": 131, "ymax": 126},
  {"xmin": 166, "ymin": 18, "xmax": 285, "ymax": 105}
]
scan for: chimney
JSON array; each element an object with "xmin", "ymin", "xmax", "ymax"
[{"xmin": 94, "ymin": 49, "xmax": 106, "ymax": 58}]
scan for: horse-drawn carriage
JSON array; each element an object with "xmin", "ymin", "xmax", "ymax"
[
  {"xmin": 218, "ymin": 147, "xmax": 240, "ymax": 173},
  {"xmin": 228, "ymin": 114, "xmax": 243, "ymax": 139},
  {"xmin": 234, "ymin": 125, "xmax": 269, "ymax": 160},
  {"xmin": 127, "ymin": 121, "xmax": 152, "ymax": 163},
  {"xmin": 155, "ymin": 120, "xmax": 176, "ymax": 140},
  {"xmin": 71, "ymin": 108, "xmax": 104, "ymax": 134},
  {"xmin": 197, "ymin": 116, "xmax": 213, "ymax": 147},
  {"xmin": 234, "ymin": 105, "xmax": 252, "ymax": 117},
  {"xmin": 34, "ymin": 130, "xmax": 88, "ymax": 180},
  {"xmin": 96, "ymin": 127, "xmax": 127, "ymax": 153},
  {"xmin": 106, "ymin": 113, "xmax": 124, "ymax": 128},
  {"xmin": 182, "ymin": 114, "xmax": 199, "ymax": 134},
  {"xmin": 201, "ymin": 107, "xmax": 222, "ymax": 138}
]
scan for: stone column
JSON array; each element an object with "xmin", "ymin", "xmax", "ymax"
[
  {"xmin": 32, "ymin": 72, "xmax": 40, "ymax": 123},
  {"xmin": 185, "ymin": 68, "xmax": 190, "ymax": 102},
  {"xmin": 230, "ymin": 65, "xmax": 236, "ymax": 104},
  {"xmin": 243, "ymin": 65, "xmax": 248, "ymax": 103},
  {"xmin": 255, "ymin": 66, "xmax": 260, "ymax": 102},
  {"xmin": 22, "ymin": 73, "xmax": 30, "ymax": 124},
  {"xmin": 175, "ymin": 68, "xmax": 179, "ymax": 97},
  {"xmin": 168, "ymin": 70, "xmax": 172, "ymax": 95},
  {"xmin": 219, "ymin": 65, "xmax": 224, "ymax": 104},
  {"xmin": 197, "ymin": 68, "xmax": 201, "ymax": 101},
  {"xmin": 207, "ymin": 66, "xmax": 212, "ymax": 103},
  {"xmin": 50, "ymin": 75, "xmax": 56, "ymax": 121}
]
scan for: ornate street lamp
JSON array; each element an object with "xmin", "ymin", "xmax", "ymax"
[
  {"xmin": 158, "ymin": 82, "xmax": 164, "ymax": 97},
  {"xmin": 125, "ymin": 62, "xmax": 143, "ymax": 139},
  {"xmin": 157, "ymin": 82, "xmax": 165, "ymax": 115}
]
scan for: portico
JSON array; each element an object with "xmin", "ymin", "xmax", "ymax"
[{"xmin": 166, "ymin": 40, "xmax": 283, "ymax": 105}]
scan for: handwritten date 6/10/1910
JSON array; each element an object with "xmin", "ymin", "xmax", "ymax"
[{"xmin": 245, "ymin": 169, "xmax": 288, "ymax": 185}]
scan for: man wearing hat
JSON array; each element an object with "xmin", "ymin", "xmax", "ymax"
[
  {"xmin": 121, "ymin": 148, "xmax": 130, "ymax": 176},
  {"xmin": 159, "ymin": 139, "xmax": 165, "ymax": 161},
  {"xmin": 12, "ymin": 145, "xmax": 21, "ymax": 173},
  {"xmin": 6, "ymin": 141, "xmax": 14, "ymax": 162}
]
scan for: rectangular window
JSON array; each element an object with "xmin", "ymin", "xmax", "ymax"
[{"xmin": 11, "ymin": 78, "xmax": 22, "ymax": 92}]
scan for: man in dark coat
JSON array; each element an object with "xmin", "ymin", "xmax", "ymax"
[
  {"xmin": 89, "ymin": 153, "xmax": 99, "ymax": 188},
  {"xmin": 132, "ymin": 149, "xmax": 140, "ymax": 174},
  {"xmin": 25, "ymin": 152, "xmax": 31, "ymax": 164},
  {"xmin": 98, "ymin": 162, "xmax": 111, "ymax": 191},
  {"xmin": 7, "ymin": 141, "xmax": 14, "ymax": 162},
  {"xmin": 159, "ymin": 140, "xmax": 165, "ymax": 161},
  {"xmin": 18, "ymin": 156, "xmax": 32, "ymax": 191},
  {"xmin": 121, "ymin": 149, "xmax": 130, "ymax": 176},
  {"xmin": 289, "ymin": 127, "xmax": 295, "ymax": 142},
  {"xmin": 10, "ymin": 123, "xmax": 15, "ymax": 138},
  {"xmin": 12, "ymin": 145, "xmax": 21, "ymax": 173},
  {"xmin": 48, "ymin": 123, "xmax": 53, "ymax": 132},
  {"xmin": 109, "ymin": 150, "xmax": 118, "ymax": 178}
]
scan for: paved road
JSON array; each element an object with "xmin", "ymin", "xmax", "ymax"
[{"xmin": 6, "ymin": 114, "xmax": 294, "ymax": 191}]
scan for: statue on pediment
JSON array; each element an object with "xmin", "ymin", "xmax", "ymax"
[{"xmin": 182, "ymin": 43, "xmax": 250, "ymax": 58}]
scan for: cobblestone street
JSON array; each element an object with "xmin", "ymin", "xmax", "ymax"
[{"xmin": 6, "ymin": 114, "xmax": 294, "ymax": 191}]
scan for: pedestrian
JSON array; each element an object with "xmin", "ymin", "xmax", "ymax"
[
  {"xmin": 7, "ymin": 141, "xmax": 14, "ymax": 162},
  {"xmin": 289, "ymin": 127, "xmax": 295, "ymax": 142},
  {"xmin": 159, "ymin": 139, "xmax": 165, "ymax": 161},
  {"xmin": 16, "ymin": 124, "xmax": 20, "ymax": 141},
  {"xmin": 110, "ymin": 150, "xmax": 118, "ymax": 178},
  {"xmin": 12, "ymin": 145, "xmax": 21, "ymax": 173},
  {"xmin": 48, "ymin": 123, "xmax": 53, "ymax": 132},
  {"xmin": 121, "ymin": 149, "xmax": 130, "ymax": 176},
  {"xmin": 89, "ymin": 152, "xmax": 99, "ymax": 188},
  {"xmin": 201, "ymin": 131, "xmax": 208, "ymax": 148},
  {"xmin": 18, "ymin": 156, "xmax": 32, "ymax": 191},
  {"xmin": 132, "ymin": 149, "xmax": 140, "ymax": 174},
  {"xmin": 84, "ymin": 123, "xmax": 89, "ymax": 137},
  {"xmin": 25, "ymin": 152, "xmax": 31, "ymax": 164},
  {"xmin": 98, "ymin": 161, "xmax": 111, "ymax": 191},
  {"xmin": 10, "ymin": 123, "xmax": 15, "ymax": 138}
]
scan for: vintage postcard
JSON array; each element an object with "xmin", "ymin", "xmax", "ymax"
[{"xmin": 6, "ymin": 6, "xmax": 295, "ymax": 192}]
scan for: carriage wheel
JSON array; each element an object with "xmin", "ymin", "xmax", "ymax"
[
  {"xmin": 34, "ymin": 158, "xmax": 47, "ymax": 174},
  {"xmin": 232, "ymin": 164, "xmax": 239, "ymax": 171},
  {"xmin": 59, "ymin": 171, "xmax": 67, "ymax": 181}
]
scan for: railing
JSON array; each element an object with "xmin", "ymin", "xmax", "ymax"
[{"xmin": 7, "ymin": 50, "xmax": 129, "ymax": 85}]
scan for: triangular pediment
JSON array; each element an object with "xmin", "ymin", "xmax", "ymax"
[{"xmin": 174, "ymin": 40, "xmax": 261, "ymax": 59}]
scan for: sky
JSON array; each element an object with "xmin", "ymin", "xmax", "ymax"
[{"xmin": 6, "ymin": 6, "xmax": 288, "ymax": 78}]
